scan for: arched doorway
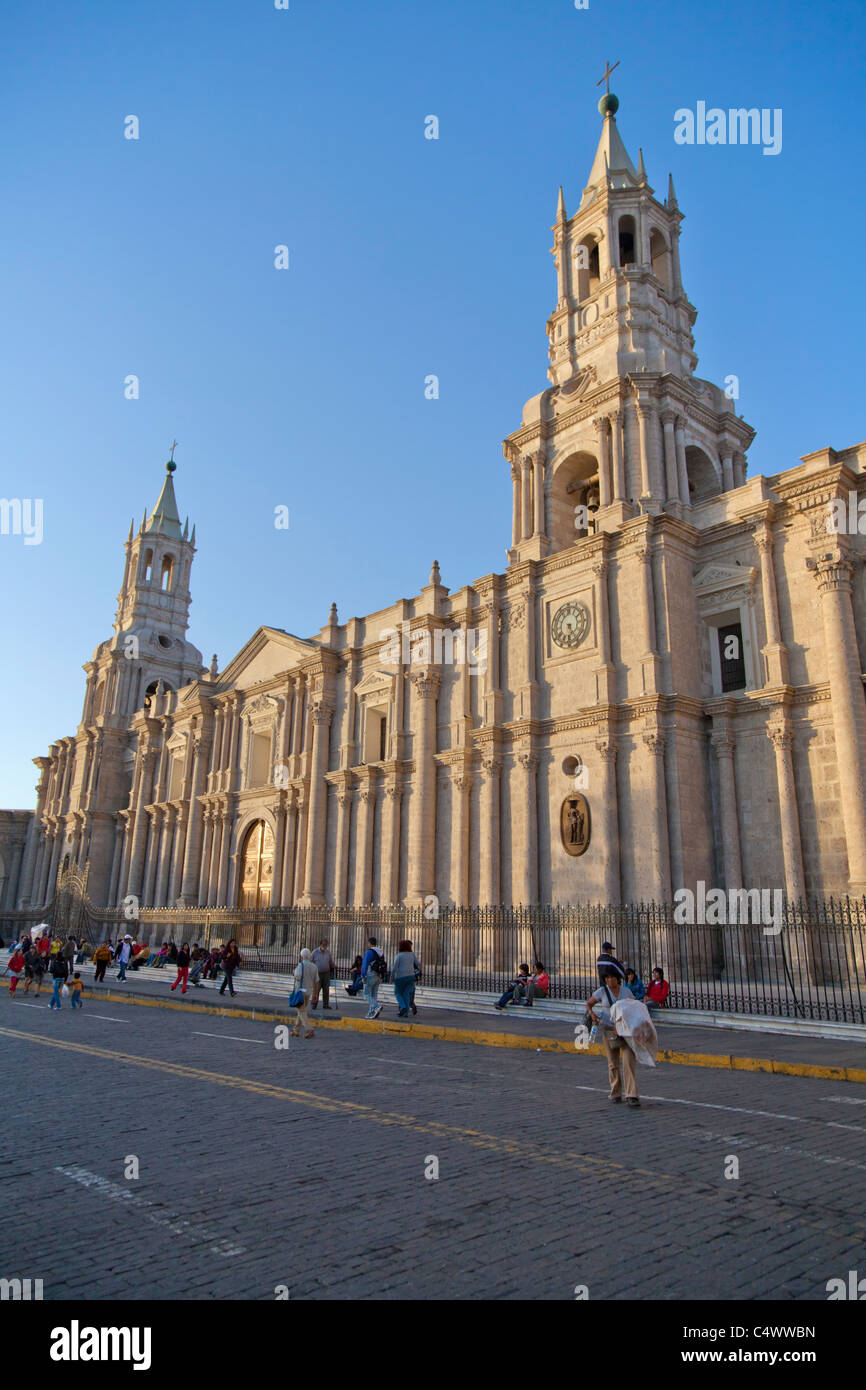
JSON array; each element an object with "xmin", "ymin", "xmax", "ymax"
[{"xmin": 237, "ymin": 820, "xmax": 275, "ymax": 910}]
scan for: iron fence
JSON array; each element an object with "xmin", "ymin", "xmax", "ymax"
[{"xmin": 4, "ymin": 895, "xmax": 866, "ymax": 1024}]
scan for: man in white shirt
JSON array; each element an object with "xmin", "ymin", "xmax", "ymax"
[
  {"xmin": 586, "ymin": 969, "xmax": 640, "ymax": 1107},
  {"xmin": 310, "ymin": 939, "xmax": 335, "ymax": 1010},
  {"xmin": 290, "ymin": 948, "xmax": 319, "ymax": 1039}
]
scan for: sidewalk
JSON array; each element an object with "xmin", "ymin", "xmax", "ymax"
[{"xmin": 64, "ymin": 962, "xmax": 866, "ymax": 1080}]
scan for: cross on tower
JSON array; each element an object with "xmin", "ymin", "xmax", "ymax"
[
  {"xmin": 169, "ymin": 440, "xmax": 178, "ymax": 461},
  {"xmin": 596, "ymin": 59, "xmax": 620, "ymax": 95}
]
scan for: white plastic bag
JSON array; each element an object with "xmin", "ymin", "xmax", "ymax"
[
  {"xmin": 61, "ymin": 984, "xmax": 70, "ymax": 997},
  {"xmin": 610, "ymin": 998, "xmax": 659, "ymax": 1067}
]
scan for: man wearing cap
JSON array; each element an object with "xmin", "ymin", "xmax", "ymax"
[
  {"xmin": 596, "ymin": 941, "xmax": 625, "ymax": 986},
  {"xmin": 116, "ymin": 934, "xmax": 133, "ymax": 982}
]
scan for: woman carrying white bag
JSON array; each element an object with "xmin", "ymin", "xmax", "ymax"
[
  {"xmin": 586, "ymin": 969, "xmax": 645, "ymax": 1108},
  {"xmin": 610, "ymin": 995, "xmax": 660, "ymax": 1072}
]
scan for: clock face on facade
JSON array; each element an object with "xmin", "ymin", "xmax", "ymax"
[{"xmin": 551, "ymin": 599, "xmax": 590, "ymax": 650}]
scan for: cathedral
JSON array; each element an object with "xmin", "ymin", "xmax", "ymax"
[{"xmin": 3, "ymin": 93, "xmax": 865, "ymax": 916}]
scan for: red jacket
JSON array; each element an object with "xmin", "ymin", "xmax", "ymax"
[
  {"xmin": 9, "ymin": 951, "xmax": 26, "ymax": 973},
  {"xmin": 646, "ymin": 979, "xmax": 670, "ymax": 1005}
]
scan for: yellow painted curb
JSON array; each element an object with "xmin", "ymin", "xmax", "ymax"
[{"xmin": 85, "ymin": 990, "xmax": 866, "ymax": 1085}]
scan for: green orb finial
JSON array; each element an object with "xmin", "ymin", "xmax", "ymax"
[
  {"xmin": 166, "ymin": 460, "xmax": 177, "ymax": 473},
  {"xmin": 598, "ymin": 92, "xmax": 619, "ymax": 117}
]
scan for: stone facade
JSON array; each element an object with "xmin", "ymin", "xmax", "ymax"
[{"xmin": 5, "ymin": 100, "xmax": 866, "ymax": 912}]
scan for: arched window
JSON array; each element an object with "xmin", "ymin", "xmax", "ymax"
[
  {"xmin": 142, "ymin": 549, "xmax": 154, "ymax": 583},
  {"xmin": 575, "ymin": 237, "xmax": 601, "ymax": 301},
  {"xmin": 237, "ymin": 820, "xmax": 275, "ymax": 910},
  {"xmin": 548, "ymin": 451, "xmax": 600, "ymax": 551},
  {"xmin": 650, "ymin": 229, "xmax": 671, "ymax": 293},
  {"xmin": 685, "ymin": 446, "xmax": 720, "ymax": 504},
  {"xmin": 160, "ymin": 554, "xmax": 173, "ymax": 592},
  {"xmin": 618, "ymin": 215, "xmax": 636, "ymax": 267}
]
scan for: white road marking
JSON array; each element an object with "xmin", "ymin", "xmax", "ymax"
[
  {"xmin": 193, "ymin": 1031, "xmax": 268, "ymax": 1044},
  {"xmin": 14, "ymin": 1002, "xmax": 127, "ymax": 1022},
  {"xmin": 823, "ymin": 1095, "xmax": 866, "ymax": 1105},
  {"xmin": 571, "ymin": 1083, "xmax": 866, "ymax": 1133},
  {"xmin": 56, "ymin": 1165, "xmax": 245, "ymax": 1256},
  {"xmin": 684, "ymin": 1127, "xmax": 866, "ymax": 1175}
]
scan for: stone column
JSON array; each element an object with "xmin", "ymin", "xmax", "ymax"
[
  {"xmin": 107, "ymin": 820, "xmax": 124, "ymax": 907},
  {"xmin": 449, "ymin": 771, "xmax": 471, "ymax": 907},
  {"xmin": 406, "ymin": 667, "xmax": 440, "ymax": 904},
  {"xmin": 198, "ymin": 812, "xmax": 214, "ymax": 906},
  {"xmin": 334, "ymin": 786, "xmax": 353, "ymax": 908},
  {"xmin": 209, "ymin": 708, "xmax": 223, "ymax": 791},
  {"xmin": 300, "ymin": 699, "xmax": 333, "ymax": 904},
  {"xmin": 754, "ymin": 525, "xmax": 789, "ymax": 685},
  {"xmin": 45, "ymin": 828, "xmax": 64, "ymax": 902},
  {"xmin": 592, "ymin": 557, "xmax": 615, "ymax": 704},
  {"xmin": 216, "ymin": 808, "xmax": 233, "ymax": 905},
  {"xmin": 226, "ymin": 698, "xmax": 242, "ymax": 791},
  {"xmin": 270, "ymin": 801, "xmax": 286, "ymax": 907},
  {"xmin": 636, "ymin": 400, "xmax": 657, "ymax": 500},
  {"xmin": 155, "ymin": 808, "xmax": 174, "ymax": 908},
  {"xmin": 610, "ymin": 409, "xmax": 626, "ymax": 502},
  {"xmin": 179, "ymin": 735, "xmax": 210, "ymax": 904},
  {"xmin": 711, "ymin": 731, "xmax": 743, "ymax": 889},
  {"xmin": 595, "ymin": 737, "xmax": 621, "ymax": 904},
  {"xmin": 380, "ymin": 784, "xmax": 401, "ymax": 905},
  {"xmin": 733, "ymin": 454, "xmax": 747, "ymax": 488},
  {"xmin": 168, "ymin": 807, "xmax": 187, "ymax": 907},
  {"xmin": 811, "ymin": 553, "xmax": 866, "ymax": 892},
  {"xmin": 478, "ymin": 750, "xmax": 501, "ymax": 905},
  {"xmin": 767, "ymin": 722, "xmax": 806, "ymax": 901},
  {"xmin": 635, "ymin": 544, "xmax": 658, "ymax": 669},
  {"xmin": 293, "ymin": 789, "xmax": 308, "ymax": 902},
  {"xmin": 511, "ymin": 462, "xmax": 521, "ymax": 548},
  {"xmin": 281, "ymin": 796, "xmax": 298, "ymax": 904},
  {"xmin": 675, "ymin": 418, "xmax": 689, "ymax": 504},
  {"xmin": 126, "ymin": 747, "xmax": 157, "ymax": 898},
  {"xmin": 517, "ymin": 751, "xmax": 538, "ymax": 906},
  {"xmin": 354, "ymin": 784, "xmax": 376, "ymax": 906},
  {"xmin": 721, "ymin": 448, "xmax": 735, "ymax": 492},
  {"xmin": 643, "ymin": 730, "xmax": 671, "ymax": 902},
  {"xmin": 17, "ymin": 762, "xmax": 50, "ymax": 906},
  {"xmin": 521, "ymin": 457, "xmax": 533, "ymax": 540},
  {"xmin": 661, "ymin": 410, "xmax": 679, "ymax": 502},
  {"xmin": 142, "ymin": 811, "xmax": 160, "ymax": 907},
  {"xmin": 594, "ymin": 417, "xmax": 611, "ymax": 509},
  {"xmin": 533, "ymin": 453, "xmax": 546, "ymax": 535}
]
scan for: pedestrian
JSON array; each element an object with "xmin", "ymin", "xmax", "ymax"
[
  {"xmin": 22, "ymin": 945, "xmax": 45, "ymax": 997},
  {"xmin": 624, "ymin": 967, "xmax": 646, "ymax": 1002},
  {"xmin": 587, "ymin": 968, "xmax": 640, "ymax": 1108},
  {"xmin": 92, "ymin": 941, "xmax": 112, "ymax": 984},
  {"xmin": 203, "ymin": 944, "xmax": 222, "ymax": 979},
  {"xmin": 49, "ymin": 952, "xmax": 69, "ymax": 1009},
  {"xmin": 645, "ymin": 967, "xmax": 670, "ymax": 1011},
  {"xmin": 344, "ymin": 955, "xmax": 364, "ymax": 996},
  {"xmin": 523, "ymin": 961, "xmax": 550, "ymax": 1006},
  {"xmin": 289, "ymin": 947, "xmax": 319, "ymax": 1038},
  {"xmin": 116, "ymin": 934, "xmax": 133, "ymax": 981},
  {"xmin": 391, "ymin": 939, "xmax": 421, "ymax": 1018},
  {"xmin": 494, "ymin": 963, "xmax": 530, "ymax": 1010},
  {"xmin": 171, "ymin": 943, "xmax": 191, "ymax": 994},
  {"xmin": 128, "ymin": 940, "xmax": 148, "ymax": 970},
  {"xmin": 310, "ymin": 938, "xmax": 335, "ymax": 1009},
  {"xmin": 37, "ymin": 934, "xmax": 50, "ymax": 968},
  {"xmin": 596, "ymin": 941, "xmax": 625, "ymax": 985},
  {"xmin": 219, "ymin": 939, "xmax": 241, "ymax": 997},
  {"xmin": 188, "ymin": 944, "xmax": 206, "ymax": 988},
  {"xmin": 360, "ymin": 936, "xmax": 386, "ymax": 1019},
  {"xmin": 151, "ymin": 943, "xmax": 170, "ymax": 968},
  {"xmin": 167, "ymin": 940, "xmax": 179, "ymax": 966},
  {"xmin": 7, "ymin": 946, "xmax": 26, "ymax": 996},
  {"xmin": 70, "ymin": 972, "xmax": 84, "ymax": 1009},
  {"xmin": 61, "ymin": 935, "xmax": 76, "ymax": 977}
]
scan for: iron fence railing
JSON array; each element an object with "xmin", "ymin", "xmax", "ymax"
[{"xmin": 3, "ymin": 895, "xmax": 866, "ymax": 1024}]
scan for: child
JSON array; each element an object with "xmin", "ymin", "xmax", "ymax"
[
  {"xmin": 70, "ymin": 972, "xmax": 84, "ymax": 1009},
  {"xmin": 7, "ymin": 947, "xmax": 26, "ymax": 995}
]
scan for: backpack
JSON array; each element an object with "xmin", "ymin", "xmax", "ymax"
[{"xmin": 370, "ymin": 951, "xmax": 388, "ymax": 981}]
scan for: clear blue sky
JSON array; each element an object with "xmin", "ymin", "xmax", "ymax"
[{"xmin": 1, "ymin": 0, "xmax": 863, "ymax": 806}]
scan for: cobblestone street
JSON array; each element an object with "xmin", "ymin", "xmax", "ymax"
[{"xmin": 2, "ymin": 995, "xmax": 864, "ymax": 1300}]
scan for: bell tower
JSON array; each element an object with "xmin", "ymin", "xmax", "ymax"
[
  {"xmin": 81, "ymin": 452, "xmax": 205, "ymax": 723},
  {"xmin": 505, "ymin": 76, "xmax": 755, "ymax": 563}
]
